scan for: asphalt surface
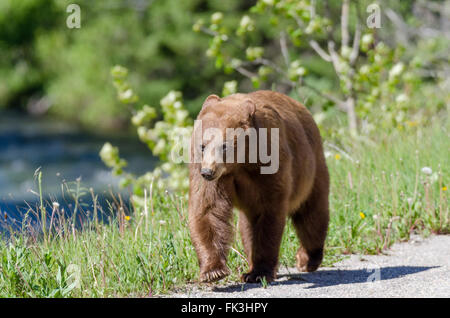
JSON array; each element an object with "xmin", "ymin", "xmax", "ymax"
[{"xmin": 171, "ymin": 235, "xmax": 450, "ymax": 298}]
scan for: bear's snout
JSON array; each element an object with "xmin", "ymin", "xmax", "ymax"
[{"xmin": 200, "ymin": 168, "xmax": 215, "ymax": 181}]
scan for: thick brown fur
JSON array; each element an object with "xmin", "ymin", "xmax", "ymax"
[{"xmin": 188, "ymin": 90, "xmax": 329, "ymax": 283}]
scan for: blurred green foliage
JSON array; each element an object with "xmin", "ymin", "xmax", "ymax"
[
  {"xmin": 196, "ymin": 0, "xmax": 449, "ymax": 137},
  {"xmin": 0, "ymin": 0, "xmax": 254, "ymax": 129},
  {"xmin": 0, "ymin": 0, "xmax": 59, "ymax": 109},
  {"xmin": 1, "ymin": 0, "xmax": 447, "ymax": 134}
]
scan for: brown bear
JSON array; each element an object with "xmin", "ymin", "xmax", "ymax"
[{"xmin": 188, "ymin": 90, "xmax": 329, "ymax": 283}]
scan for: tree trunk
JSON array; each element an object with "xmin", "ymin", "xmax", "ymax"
[{"xmin": 345, "ymin": 97, "xmax": 357, "ymax": 134}]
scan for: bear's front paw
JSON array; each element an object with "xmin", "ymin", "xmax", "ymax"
[
  {"xmin": 200, "ymin": 266, "xmax": 230, "ymax": 283},
  {"xmin": 241, "ymin": 270, "xmax": 275, "ymax": 284}
]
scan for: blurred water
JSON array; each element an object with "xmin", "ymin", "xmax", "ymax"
[{"xmin": 0, "ymin": 111, "xmax": 156, "ymax": 226}]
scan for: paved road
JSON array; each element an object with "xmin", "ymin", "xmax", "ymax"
[{"xmin": 172, "ymin": 235, "xmax": 450, "ymax": 298}]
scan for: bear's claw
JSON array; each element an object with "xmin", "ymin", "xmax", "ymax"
[
  {"xmin": 200, "ymin": 267, "xmax": 230, "ymax": 283},
  {"xmin": 241, "ymin": 271, "xmax": 275, "ymax": 284}
]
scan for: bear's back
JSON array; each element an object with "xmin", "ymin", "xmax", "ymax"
[{"xmin": 246, "ymin": 90, "xmax": 322, "ymax": 153}]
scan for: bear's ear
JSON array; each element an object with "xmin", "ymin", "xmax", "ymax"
[
  {"xmin": 201, "ymin": 94, "xmax": 220, "ymax": 111},
  {"xmin": 244, "ymin": 99, "xmax": 256, "ymax": 119}
]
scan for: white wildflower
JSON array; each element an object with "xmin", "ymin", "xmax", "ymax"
[{"xmin": 389, "ymin": 62, "xmax": 404, "ymax": 79}]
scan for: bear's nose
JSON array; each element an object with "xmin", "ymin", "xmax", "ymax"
[{"xmin": 201, "ymin": 168, "xmax": 215, "ymax": 180}]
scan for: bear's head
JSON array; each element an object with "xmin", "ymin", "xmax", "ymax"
[{"xmin": 191, "ymin": 94, "xmax": 257, "ymax": 181}]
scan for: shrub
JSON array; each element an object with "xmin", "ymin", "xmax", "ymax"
[{"xmin": 100, "ymin": 66, "xmax": 192, "ymax": 204}]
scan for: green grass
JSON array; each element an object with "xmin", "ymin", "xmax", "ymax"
[{"xmin": 0, "ymin": 120, "xmax": 448, "ymax": 297}]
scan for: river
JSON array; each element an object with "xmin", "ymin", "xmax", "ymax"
[{"xmin": 0, "ymin": 111, "xmax": 156, "ymax": 230}]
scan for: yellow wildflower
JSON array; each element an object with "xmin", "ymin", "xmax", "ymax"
[
  {"xmin": 335, "ymin": 154, "xmax": 341, "ymax": 160},
  {"xmin": 124, "ymin": 215, "xmax": 131, "ymax": 221},
  {"xmin": 359, "ymin": 212, "xmax": 366, "ymax": 219},
  {"xmin": 407, "ymin": 121, "xmax": 418, "ymax": 127},
  {"xmin": 443, "ymin": 186, "xmax": 447, "ymax": 192}
]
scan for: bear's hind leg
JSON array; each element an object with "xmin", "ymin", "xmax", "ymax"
[{"xmin": 291, "ymin": 187, "xmax": 329, "ymax": 273}]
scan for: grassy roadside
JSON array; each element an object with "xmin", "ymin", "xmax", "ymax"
[{"xmin": 0, "ymin": 120, "xmax": 448, "ymax": 297}]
